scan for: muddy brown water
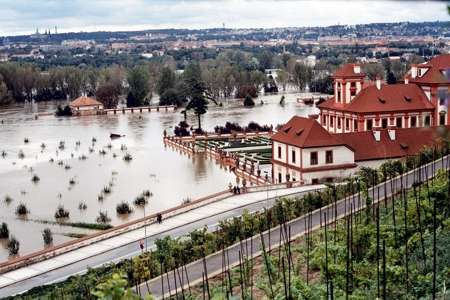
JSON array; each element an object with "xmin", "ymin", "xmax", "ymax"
[{"xmin": 0, "ymin": 93, "xmax": 318, "ymax": 261}]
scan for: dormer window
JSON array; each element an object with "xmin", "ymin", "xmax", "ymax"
[{"xmin": 283, "ymin": 126, "xmax": 292, "ymax": 133}]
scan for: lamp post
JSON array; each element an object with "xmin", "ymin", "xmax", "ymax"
[
  {"xmin": 264, "ymin": 171, "xmax": 269, "ymax": 208},
  {"xmin": 143, "ymin": 203, "xmax": 148, "ymax": 252}
]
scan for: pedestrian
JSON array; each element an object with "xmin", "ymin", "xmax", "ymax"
[
  {"xmin": 157, "ymin": 213, "xmax": 162, "ymax": 224},
  {"xmin": 228, "ymin": 182, "xmax": 233, "ymax": 191},
  {"xmin": 233, "ymin": 186, "xmax": 237, "ymax": 194},
  {"xmin": 237, "ymin": 186, "xmax": 241, "ymax": 194}
]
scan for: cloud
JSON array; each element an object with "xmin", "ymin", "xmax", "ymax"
[{"xmin": 0, "ymin": 0, "xmax": 448, "ymax": 36}]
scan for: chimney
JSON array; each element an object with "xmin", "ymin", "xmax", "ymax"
[
  {"xmin": 353, "ymin": 64, "xmax": 361, "ymax": 74},
  {"xmin": 411, "ymin": 64, "xmax": 417, "ymax": 79},
  {"xmin": 388, "ymin": 129, "xmax": 396, "ymax": 141},
  {"xmin": 373, "ymin": 130, "xmax": 381, "ymax": 142},
  {"xmin": 375, "ymin": 76, "xmax": 381, "ymax": 90}
]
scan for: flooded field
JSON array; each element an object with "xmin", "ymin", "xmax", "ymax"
[{"xmin": 0, "ymin": 92, "xmax": 318, "ymax": 261}]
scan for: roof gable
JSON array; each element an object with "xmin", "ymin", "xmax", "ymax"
[
  {"xmin": 319, "ymin": 83, "xmax": 434, "ymax": 113},
  {"xmin": 337, "ymin": 126, "xmax": 450, "ymax": 161},
  {"xmin": 70, "ymin": 96, "xmax": 103, "ymax": 107},
  {"xmin": 333, "ymin": 64, "xmax": 366, "ymax": 78},
  {"xmin": 272, "ymin": 116, "xmax": 343, "ymax": 148}
]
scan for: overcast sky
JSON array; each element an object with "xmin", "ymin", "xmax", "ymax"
[{"xmin": 0, "ymin": 0, "xmax": 449, "ymax": 36}]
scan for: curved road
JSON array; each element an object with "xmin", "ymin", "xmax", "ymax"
[{"xmin": 140, "ymin": 156, "xmax": 448, "ymax": 298}]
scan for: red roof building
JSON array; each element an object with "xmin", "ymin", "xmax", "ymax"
[
  {"xmin": 69, "ymin": 96, "xmax": 104, "ymax": 116},
  {"xmin": 318, "ymin": 55, "xmax": 450, "ymax": 133},
  {"xmin": 271, "ymin": 116, "xmax": 449, "ymax": 184},
  {"xmin": 405, "ymin": 54, "xmax": 450, "ymax": 125}
]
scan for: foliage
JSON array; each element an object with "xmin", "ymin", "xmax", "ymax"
[
  {"xmin": 156, "ymin": 66, "xmax": 175, "ymax": 96},
  {"xmin": 116, "ymin": 202, "xmax": 133, "ymax": 214},
  {"xmin": 97, "ymin": 211, "xmax": 111, "ymax": 224},
  {"xmin": 184, "ymin": 62, "xmax": 210, "ymax": 129},
  {"xmin": 0, "ymin": 222, "xmax": 9, "ymax": 239},
  {"xmin": 91, "ymin": 273, "xmax": 141, "ymax": 300},
  {"xmin": 55, "ymin": 105, "xmax": 73, "ymax": 116},
  {"xmin": 55, "ymin": 205, "xmax": 70, "ymax": 219},
  {"xmin": 159, "ymin": 87, "xmax": 184, "ymax": 107},
  {"xmin": 15, "ymin": 203, "xmax": 29, "ymax": 215},
  {"xmin": 243, "ymin": 94, "xmax": 255, "ymax": 107},
  {"xmin": 96, "ymin": 83, "xmax": 120, "ymax": 108},
  {"xmin": 42, "ymin": 228, "xmax": 53, "ymax": 245},
  {"xmin": 7, "ymin": 236, "xmax": 20, "ymax": 256},
  {"xmin": 126, "ymin": 66, "xmax": 150, "ymax": 107},
  {"xmin": 174, "ymin": 121, "xmax": 191, "ymax": 137}
]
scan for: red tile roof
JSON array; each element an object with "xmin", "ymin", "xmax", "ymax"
[
  {"xmin": 337, "ymin": 126, "xmax": 450, "ymax": 161},
  {"xmin": 272, "ymin": 116, "xmax": 450, "ymax": 162},
  {"xmin": 425, "ymin": 54, "xmax": 450, "ymax": 70},
  {"xmin": 318, "ymin": 83, "xmax": 434, "ymax": 113},
  {"xmin": 272, "ymin": 116, "xmax": 344, "ymax": 148},
  {"xmin": 70, "ymin": 96, "xmax": 103, "ymax": 107},
  {"xmin": 333, "ymin": 64, "xmax": 366, "ymax": 78},
  {"xmin": 407, "ymin": 54, "xmax": 450, "ymax": 85}
]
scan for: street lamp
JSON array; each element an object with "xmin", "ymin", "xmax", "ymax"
[
  {"xmin": 144, "ymin": 202, "xmax": 148, "ymax": 252},
  {"xmin": 264, "ymin": 171, "xmax": 269, "ymax": 208}
]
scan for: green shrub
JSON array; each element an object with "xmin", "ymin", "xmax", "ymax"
[{"xmin": 0, "ymin": 222, "xmax": 9, "ymax": 239}]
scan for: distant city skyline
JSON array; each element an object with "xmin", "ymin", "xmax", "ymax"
[{"xmin": 0, "ymin": 0, "xmax": 448, "ymax": 37}]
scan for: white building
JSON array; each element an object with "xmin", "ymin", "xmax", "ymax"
[{"xmin": 272, "ymin": 116, "xmax": 448, "ymax": 184}]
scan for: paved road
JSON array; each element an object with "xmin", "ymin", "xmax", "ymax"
[
  {"xmin": 141, "ymin": 156, "xmax": 448, "ymax": 299},
  {"xmin": 0, "ymin": 185, "xmax": 323, "ymax": 298}
]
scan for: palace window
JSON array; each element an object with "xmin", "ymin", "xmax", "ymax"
[
  {"xmin": 440, "ymin": 112, "xmax": 446, "ymax": 125},
  {"xmin": 354, "ymin": 120, "xmax": 358, "ymax": 132},
  {"xmin": 310, "ymin": 152, "xmax": 318, "ymax": 165},
  {"xmin": 330, "ymin": 116, "xmax": 334, "ymax": 127},
  {"xmin": 410, "ymin": 116, "xmax": 417, "ymax": 128},
  {"xmin": 381, "ymin": 118, "xmax": 388, "ymax": 129},
  {"xmin": 278, "ymin": 146, "xmax": 282, "ymax": 159},
  {"xmin": 350, "ymin": 82, "xmax": 357, "ymax": 96},
  {"xmin": 345, "ymin": 118, "xmax": 350, "ymax": 130},
  {"xmin": 322, "ymin": 115, "xmax": 327, "ymax": 126},
  {"xmin": 291, "ymin": 150, "xmax": 296, "ymax": 164},
  {"xmin": 337, "ymin": 117, "xmax": 341, "ymax": 129},
  {"xmin": 396, "ymin": 117, "xmax": 402, "ymax": 128},
  {"xmin": 424, "ymin": 115, "xmax": 431, "ymax": 127},
  {"xmin": 326, "ymin": 150, "xmax": 333, "ymax": 164},
  {"xmin": 278, "ymin": 173, "xmax": 282, "ymax": 183},
  {"xmin": 366, "ymin": 119, "xmax": 373, "ymax": 130}
]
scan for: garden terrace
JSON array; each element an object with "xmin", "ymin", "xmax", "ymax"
[{"xmin": 165, "ymin": 133, "xmax": 273, "ymax": 185}]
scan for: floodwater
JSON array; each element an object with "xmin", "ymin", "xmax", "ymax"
[{"xmin": 0, "ymin": 92, "xmax": 318, "ymax": 261}]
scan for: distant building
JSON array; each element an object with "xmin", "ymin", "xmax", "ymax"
[
  {"xmin": 69, "ymin": 96, "xmax": 104, "ymax": 116},
  {"xmin": 271, "ymin": 116, "xmax": 448, "ymax": 184}
]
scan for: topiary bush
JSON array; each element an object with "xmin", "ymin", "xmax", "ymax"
[
  {"xmin": 244, "ymin": 94, "xmax": 255, "ymax": 107},
  {"xmin": 55, "ymin": 205, "xmax": 70, "ymax": 219},
  {"xmin": 116, "ymin": 202, "xmax": 132, "ymax": 215},
  {"xmin": 0, "ymin": 222, "xmax": 9, "ymax": 239},
  {"xmin": 96, "ymin": 211, "xmax": 111, "ymax": 224},
  {"xmin": 42, "ymin": 228, "xmax": 53, "ymax": 245},
  {"xmin": 15, "ymin": 203, "xmax": 29, "ymax": 216},
  {"xmin": 7, "ymin": 236, "xmax": 19, "ymax": 256}
]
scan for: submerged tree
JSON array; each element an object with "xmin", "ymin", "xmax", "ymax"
[{"xmin": 126, "ymin": 66, "xmax": 150, "ymax": 107}]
